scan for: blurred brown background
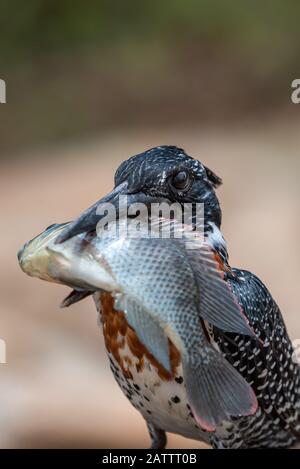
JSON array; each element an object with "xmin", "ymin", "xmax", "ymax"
[{"xmin": 0, "ymin": 1, "xmax": 300, "ymax": 448}]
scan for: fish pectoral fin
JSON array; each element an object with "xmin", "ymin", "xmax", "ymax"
[
  {"xmin": 183, "ymin": 350, "xmax": 258, "ymax": 432},
  {"xmin": 187, "ymin": 245, "xmax": 255, "ymax": 337},
  {"xmin": 114, "ymin": 295, "xmax": 171, "ymax": 373},
  {"xmin": 199, "ymin": 275, "xmax": 255, "ymax": 337},
  {"xmin": 60, "ymin": 289, "xmax": 94, "ymax": 308}
]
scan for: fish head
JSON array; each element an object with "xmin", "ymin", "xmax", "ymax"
[
  {"xmin": 18, "ymin": 223, "xmax": 69, "ymax": 284},
  {"xmin": 18, "ymin": 222, "xmax": 117, "ymax": 292}
]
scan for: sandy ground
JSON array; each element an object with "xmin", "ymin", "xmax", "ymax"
[{"xmin": 0, "ymin": 118, "xmax": 300, "ymax": 448}]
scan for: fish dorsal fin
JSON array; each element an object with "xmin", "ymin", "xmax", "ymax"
[{"xmin": 114, "ymin": 294, "xmax": 171, "ymax": 373}]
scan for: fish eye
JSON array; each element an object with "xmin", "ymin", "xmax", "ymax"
[{"xmin": 171, "ymin": 170, "xmax": 191, "ymax": 191}]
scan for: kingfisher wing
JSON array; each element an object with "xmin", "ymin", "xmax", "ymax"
[{"xmin": 213, "ymin": 268, "xmax": 300, "ymax": 437}]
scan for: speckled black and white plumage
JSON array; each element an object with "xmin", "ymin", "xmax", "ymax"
[{"xmin": 209, "ymin": 269, "xmax": 300, "ymax": 448}]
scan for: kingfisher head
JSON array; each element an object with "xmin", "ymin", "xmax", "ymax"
[{"xmin": 56, "ymin": 146, "xmax": 222, "ymax": 243}]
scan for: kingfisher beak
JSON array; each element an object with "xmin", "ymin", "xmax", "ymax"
[
  {"xmin": 55, "ymin": 179, "xmax": 169, "ymax": 244},
  {"xmin": 55, "ymin": 181, "xmax": 129, "ymax": 244},
  {"xmin": 55, "ymin": 180, "xmax": 166, "ymax": 244}
]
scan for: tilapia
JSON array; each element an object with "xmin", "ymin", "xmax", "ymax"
[{"xmin": 18, "ymin": 219, "xmax": 258, "ymax": 430}]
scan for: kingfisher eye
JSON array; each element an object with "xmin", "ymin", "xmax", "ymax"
[{"xmin": 171, "ymin": 171, "xmax": 191, "ymax": 191}]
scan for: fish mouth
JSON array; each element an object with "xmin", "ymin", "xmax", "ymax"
[
  {"xmin": 18, "ymin": 223, "xmax": 70, "ymax": 278},
  {"xmin": 17, "ymin": 241, "xmax": 29, "ymax": 263}
]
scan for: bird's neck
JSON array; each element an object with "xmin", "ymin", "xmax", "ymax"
[{"xmin": 205, "ymin": 222, "xmax": 229, "ymax": 267}]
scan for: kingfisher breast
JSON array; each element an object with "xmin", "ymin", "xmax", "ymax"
[
  {"xmin": 94, "ymin": 292, "xmax": 210, "ymax": 441},
  {"xmin": 99, "ymin": 292, "xmax": 181, "ymax": 381}
]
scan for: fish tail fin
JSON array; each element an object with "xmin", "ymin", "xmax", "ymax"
[{"xmin": 183, "ymin": 350, "xmax": 258, "ymax": 432}]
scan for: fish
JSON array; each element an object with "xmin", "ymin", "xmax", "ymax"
[{"xmin": 18, "ymin": 218, "xmax": 258, "ymax": 430}]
